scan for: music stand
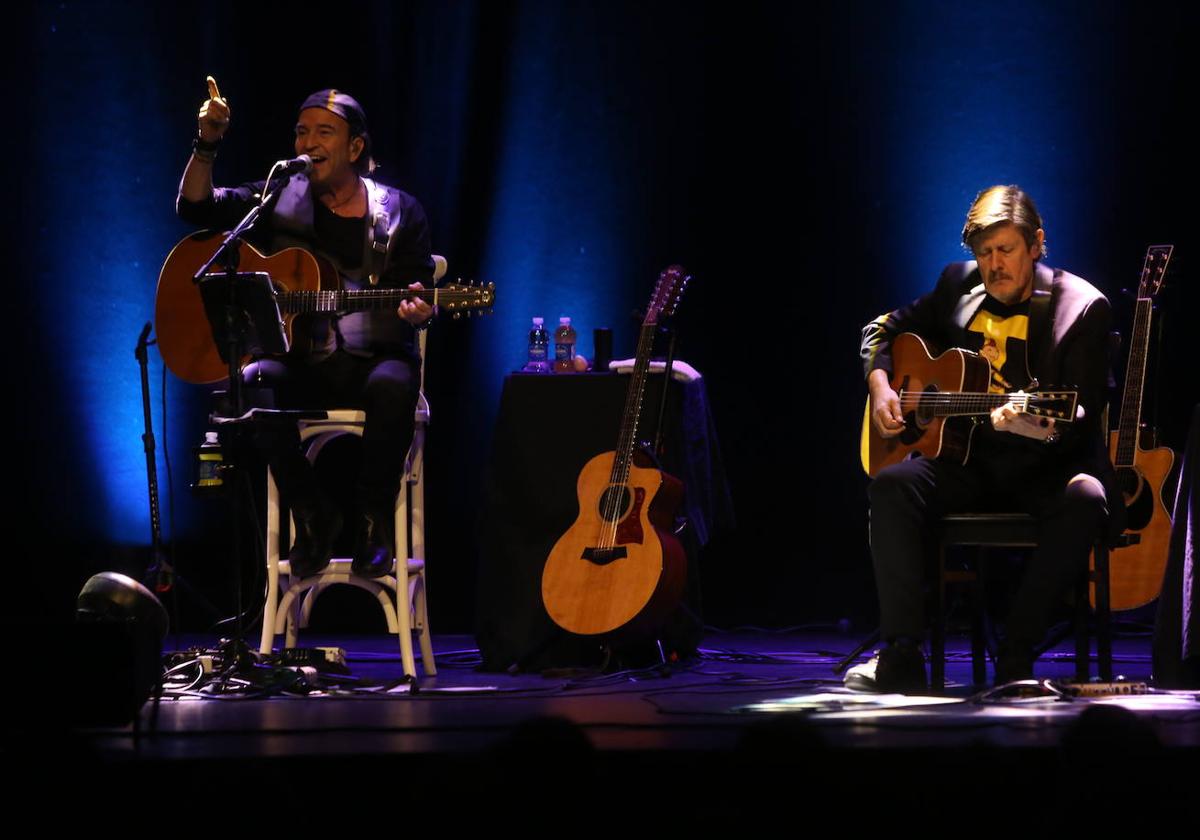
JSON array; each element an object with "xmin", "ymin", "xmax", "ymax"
[{"xmin": 191, "ymin": 182, "xmax": 296, "ymax": 646}]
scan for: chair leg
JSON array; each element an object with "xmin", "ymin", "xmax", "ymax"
[
  {"xmin": 300, "ymin": 582, "xmax": 330, "ymax": 628},
  {"xmin": 286, "ymin": 592, "xmax": 301, "ymax": 649},
  {"xmin": 395, "ymin": 484, "xmax": 411, "ymax": 579},
  {"xmin": 415, "ymin": 571, "xmax": 436, "ymax": 676},
  {"xmin": 931, "ymin": 545, "xmax": 947, "ymax": 690},
  {"xmin": 261, "ymin": 471, "xmax": 283, "ymax": 654},
  {"xmin": 1074, "ymin": 572, "xmax": 1090, "ymax": 682},
  {"xmin": 397, "ymin": 568, "xmax": 418, "ymax": 678},
  {"xmin": 970, "ymin": 611, "xmax": 988, "ymax": 687},
  {"xmin": 261, "ymin": 572, "xmax": 280, "ymax": 655},
  {"xmin": 969, "ymin": 567, "xmax": 988, "ymax": 686},
  {"xmin": 1095, "ymin": 543, "xmax": 1113, "ymax": 681}
]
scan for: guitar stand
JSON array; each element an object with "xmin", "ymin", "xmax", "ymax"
[
  {"xmin": 538, "ymin": 639, "xmax": 674, "ymax": 679},
  {"xmin": 523, "ymin": 623, "xmax": 680, "ymax": 677}
]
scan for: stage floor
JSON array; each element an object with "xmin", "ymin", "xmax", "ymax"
[
  {"xmin": 93, "ymin": 630, "xmax": 1199, "ymax": 755},
  {"xmin": 40, "ymin": 630, "xmax": 1200, "ymax": 825}
]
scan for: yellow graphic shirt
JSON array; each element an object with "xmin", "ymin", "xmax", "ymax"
[{"xmin": 964, "ymin": 297, "xmax": 1031, "ymax": 394}]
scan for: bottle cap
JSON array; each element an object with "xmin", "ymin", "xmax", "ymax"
[
  {"xmin": 559, "ymin": 317, "xmax": 571, "ymax": 326},
  {"xmin": 532, "ymin": 317, "xmax": 544, "ymax": 326}
]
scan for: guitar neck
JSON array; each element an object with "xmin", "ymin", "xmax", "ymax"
[
  {"xmin": 1113, "ymin": 244, "xmax": 1173, "ymax": 467},
  {"xmin": 607, "ymin": 265, "xmax": 690, "ymax": 484},
  {"xmin": 611, "ymin": 320, "xmax": 659, "ymax": 479},
  {"xmin": 278, "ymin": 287, "xmax": 438, "ymax": 314},
  {"xmin": 901, "ymin": 390, "xmax": 1070, "ymax": 419},
  {"xmin": 1114, "ymin": 296, "xmax": 1153, "ymax": 465}
]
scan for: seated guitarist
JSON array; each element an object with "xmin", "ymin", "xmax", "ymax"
[
  {"xmin": 859, "ymin": 185, "xmax": 1121, "ymax": 691},
  {"xmin": 177, "ymin": 78, "xmax": 435, "ymax": 578}
]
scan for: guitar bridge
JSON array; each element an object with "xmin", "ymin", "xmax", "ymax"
[{"xmin": 581, "ymin": 546, "xmax": 628, "ymax": 565}]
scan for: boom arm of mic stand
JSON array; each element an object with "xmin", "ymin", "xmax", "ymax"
[{"xmin": 192, "ymin": 172, "xmax": 289, "ymax": 282}]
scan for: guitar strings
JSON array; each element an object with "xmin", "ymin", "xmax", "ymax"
[
  {"xmin": 278, "ymin": 287, "xmax": 469, "ymax": 313},
  {"xmin": 598, "ymin": 319, "xmax": 658, "ymax": 551}
]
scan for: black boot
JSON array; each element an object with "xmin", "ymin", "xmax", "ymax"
[
  {"xmin": 288, "ymin": 494, "xmax": 342, "ymax": 578},
  {"xmin": 351, "ymin": 505, "xmax": 395, "ymax": 578},
  {"xmin": 875, "ymin": 638, "xmax": 928, "ymax": 694},
  {"xmin": 994, "ymin": 642, "xmax": 1035, "ymax": 684}
]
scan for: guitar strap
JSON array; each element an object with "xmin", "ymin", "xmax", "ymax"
[
  {"xmin": 363, "ymin": 178, "xmax": 397, "ymax": 286},
  {"xmin": 1026, "ymin": 262, "xmax": 1056, "ymax": 383}
]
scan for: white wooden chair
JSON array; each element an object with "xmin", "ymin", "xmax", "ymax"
[{"xmin": 258, "ymin": 257, "xmax": 447, "ymax": 679}]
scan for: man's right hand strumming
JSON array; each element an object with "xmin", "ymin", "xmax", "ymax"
[{"xmin": 868, "ymin": 368, "xmax": 906, "ymax": 438}]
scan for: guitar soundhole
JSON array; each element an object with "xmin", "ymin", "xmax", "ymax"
[
  {"xmin": 915, "ymin": 384, "xmax": 938, "ymax": 426},
  {"xmin": 598, "ymin": 485, "xmax": 632, "ymax": 523},
  {"xmin": 1117, "ymin": 467, "xmax": 1153, "ymax": 530}
]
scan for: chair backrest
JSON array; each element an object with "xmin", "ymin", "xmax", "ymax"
[
  {"xmin": 1102, "ymin": 329, "xmax": 1123, "ymax": 439},
  {"xmin": 416, "ymin": 254, "xmax": 445, "ymax": 415}
]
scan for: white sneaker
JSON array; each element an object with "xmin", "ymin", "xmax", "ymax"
[{"xmin": 844, "ymin": 652, "xmax": 880, "ymax": 692}]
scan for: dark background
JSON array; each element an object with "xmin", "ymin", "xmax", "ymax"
[{"xmin": 12, "ymin": 1, "xmax": 1195, "ymax": 637}]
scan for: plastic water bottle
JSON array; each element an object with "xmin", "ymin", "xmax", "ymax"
[
  {"xmin": 524, "ymin": 317, "xmax": 551, "ymax": 372},
  {"xmin": 193, "ymin": 431, "xmax": 225, "ymax": 494},
  {"xmin": 554, "ymin": 317, "xmax": 577, "ymax": 373}
]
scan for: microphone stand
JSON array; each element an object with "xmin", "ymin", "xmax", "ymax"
[{"xmin": 192, "ymin": 168, "xmax": 299, "ymax": 649}]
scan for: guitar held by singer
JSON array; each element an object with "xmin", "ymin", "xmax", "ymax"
[{"xmin": 155, "ymin": 230, "xmax": 496, "ymax": 384}]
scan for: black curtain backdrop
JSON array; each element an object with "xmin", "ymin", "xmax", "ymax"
[{"xmin": 12, "ymin": 1, "xmax": 1195, "ymax": 637}]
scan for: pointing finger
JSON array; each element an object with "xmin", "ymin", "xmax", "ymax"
[{"xmin": 206, "ymin": 75, "xmax": 222, "ymax": 101}]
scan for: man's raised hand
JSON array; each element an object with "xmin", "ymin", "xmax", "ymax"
[{"xmin": 198, "ymin": 75, "xmax": 230, "ymax": 142}]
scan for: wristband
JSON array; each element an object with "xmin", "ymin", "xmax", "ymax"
[{"xmin": 192, "ymin": 136, "xmax": 220, "ymax": 161}]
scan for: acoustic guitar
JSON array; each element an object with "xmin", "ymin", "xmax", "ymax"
[
  {"xmin": 155, "ymin": 230, "xmax": 495, "ymax": 384},
  {"xmin": 1099, "ymin": 244, "xmax": 1176, "ymax": 610},
  {"xmin": 860, "ymin": 332, "xmax": 1078, "ymax": 476},
  {"xmin": 541, "ymin": 265, "xmax": 690, "ymax": 638}
]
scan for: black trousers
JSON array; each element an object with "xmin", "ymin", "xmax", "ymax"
[
  {"xmin": 242, "ymin": 350, "xmax": 419, "ymax": 512},
  {"xmin": 868, "ymin": 441, "xmax": 1108, "ymax": 649}
]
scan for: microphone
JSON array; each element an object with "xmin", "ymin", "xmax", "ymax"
[{"xmin": 271, "ymin": 154, "xmax": 313, "ymax": 176}]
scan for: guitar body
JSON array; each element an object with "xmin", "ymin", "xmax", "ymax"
[
  {"xmin": 542, "ymin": 451, "xmax": 687, "ymax": 637},
  {"xmin": 1091, "ymin": 244, "xmax": 1177, "ymax": 611},
  {"xmin": 155, "ymin": 231, "xmax": 337, "ymax": 384},
  {"xmin": 864, "ymin": 333, "xmax": 991, "ymax": 476},
  {"xmin": 1098, "ymin": 432, "xmax": 1175, "ymax": 610}
]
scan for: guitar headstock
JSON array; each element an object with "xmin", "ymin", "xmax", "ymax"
[
  {"xmin": 1137, "ymin": 245, "xmax": 1173, "ymax": 299},
  {"xmin": 646, "ymin": 264, "xmax": 691, "ymax": 325},
  {"xmin": 440, "ymin": 280, "xmax": 496, "ymax": 319},
  {"xmin": 1022, "ymin": 390, "xmax": 1079, "ymax": 423}
]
